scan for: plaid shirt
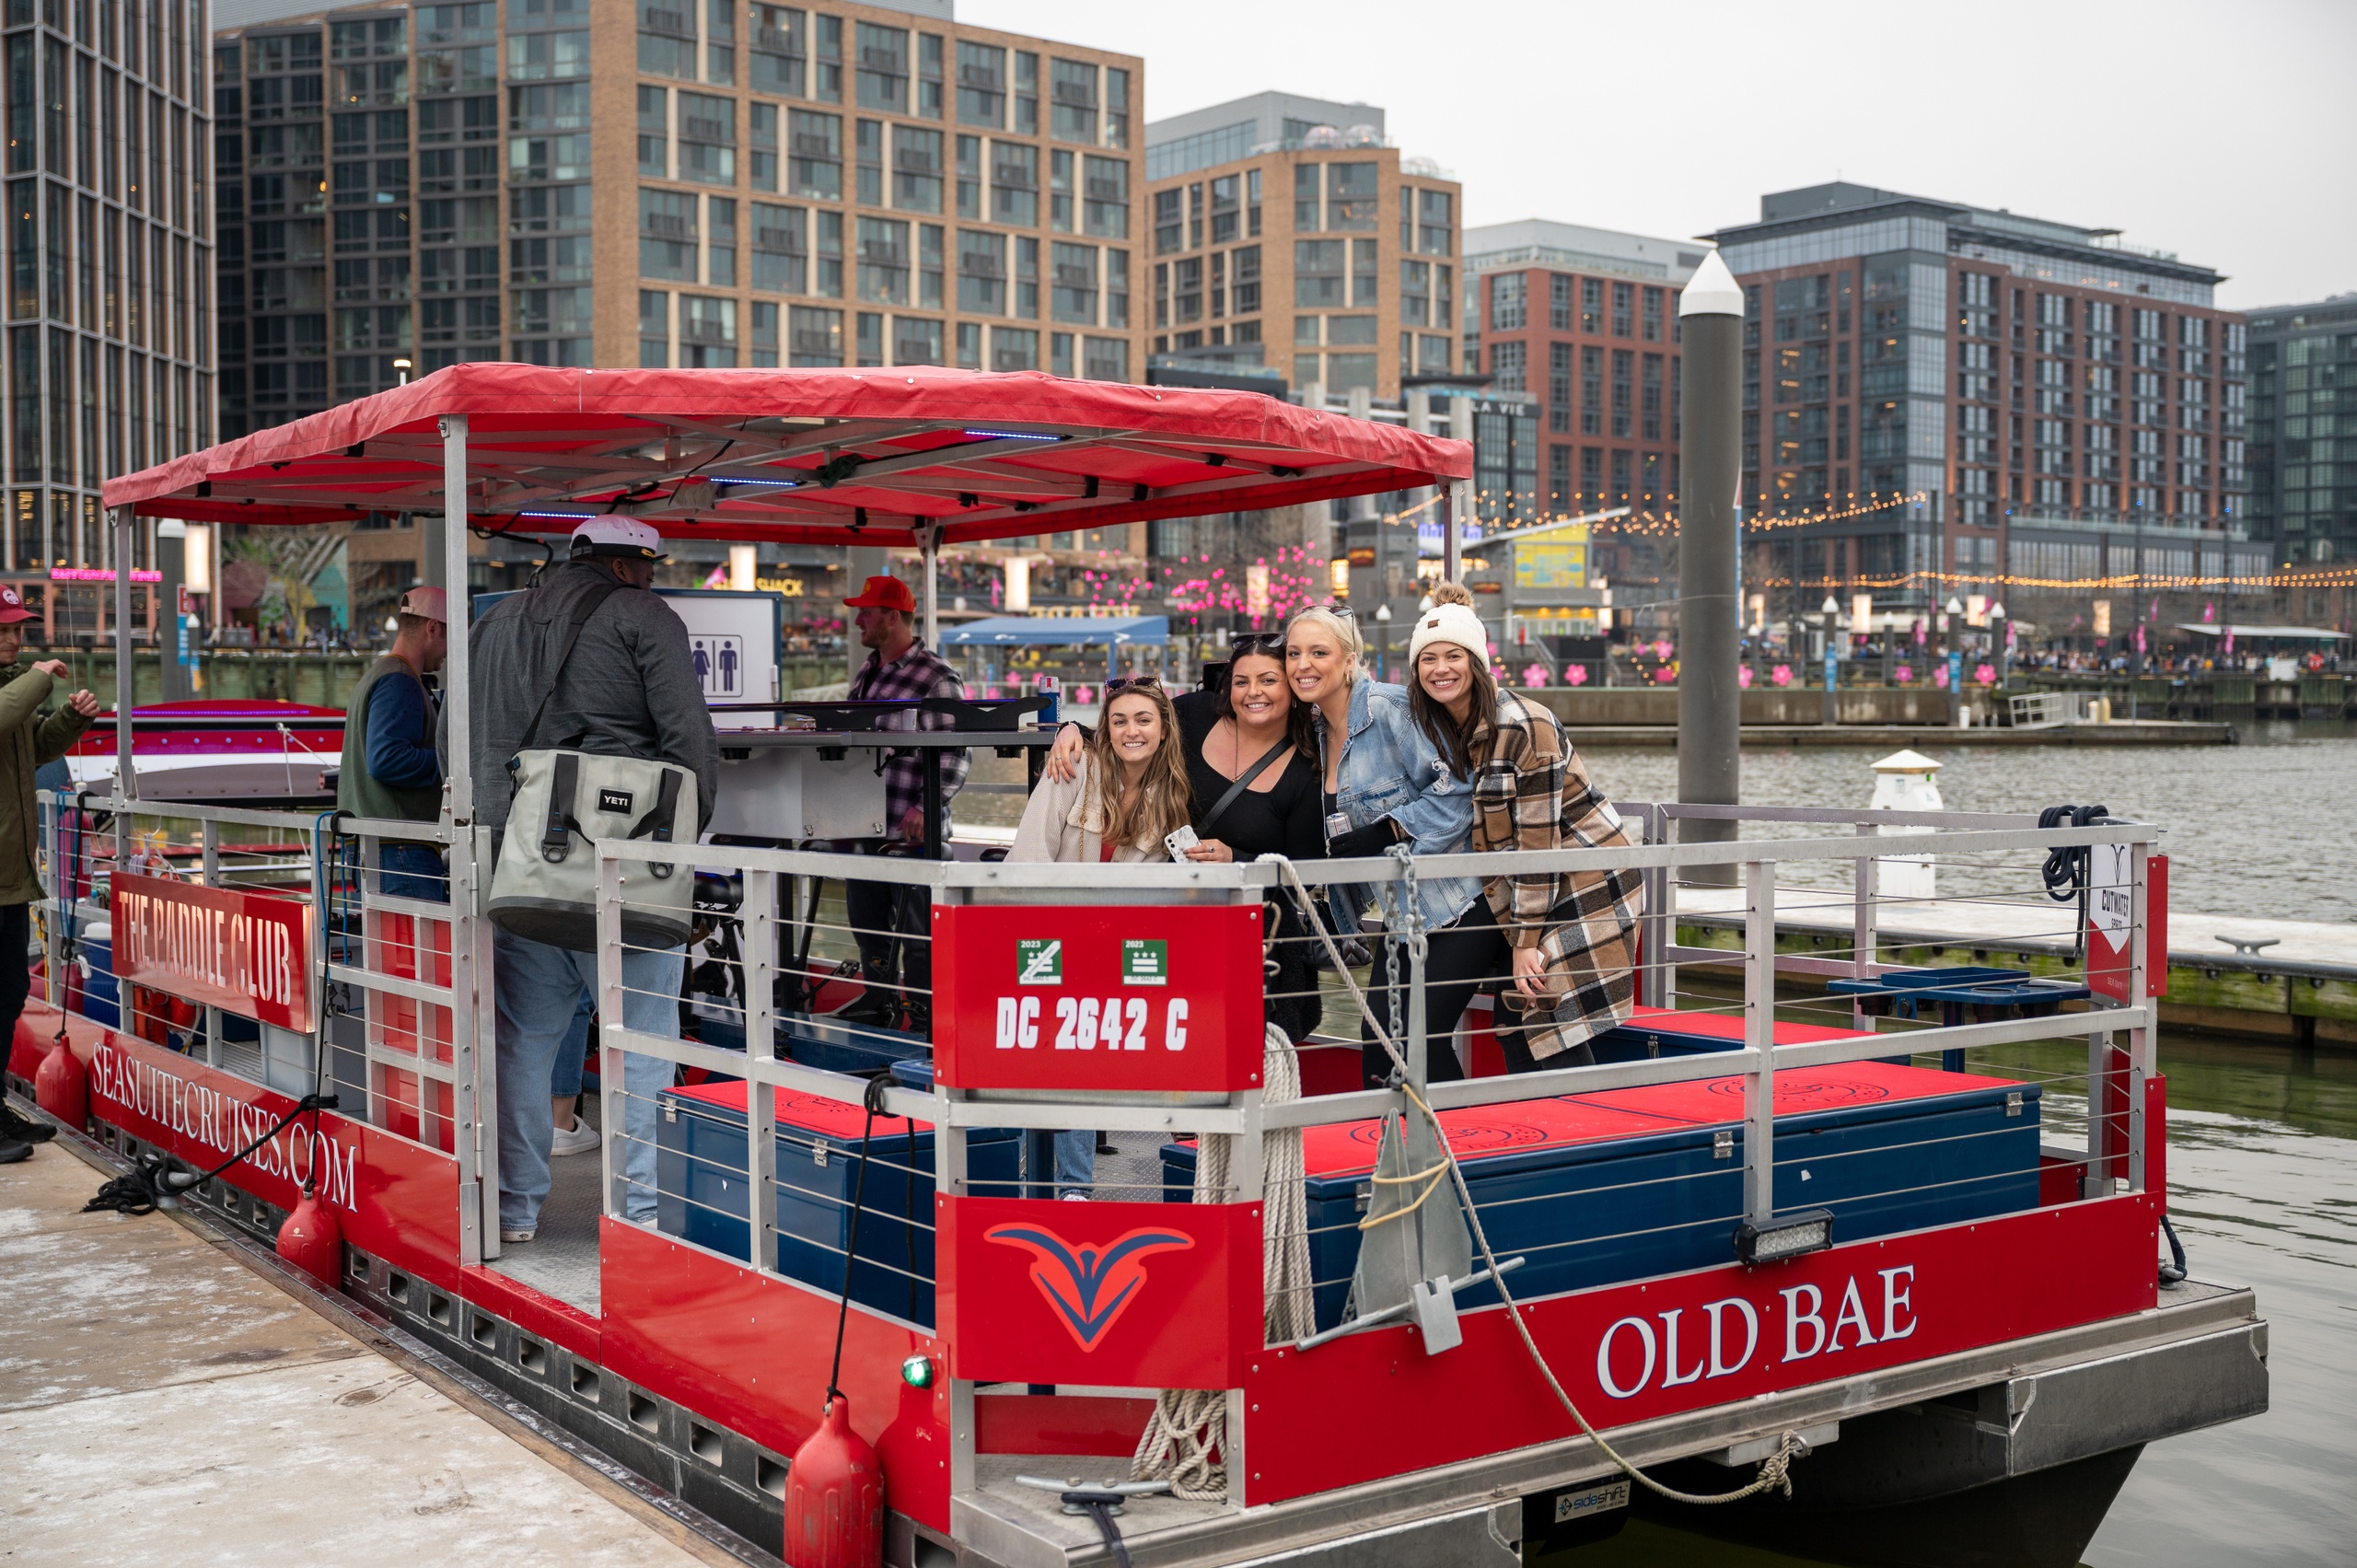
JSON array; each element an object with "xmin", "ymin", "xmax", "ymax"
[
  {"xmin": 847, "ymin": 640, "xmax": 970, "ymax": 838},
  {"xmin": 1469, "ymin": 690, "xmax": 1644, "ymax": 1059}
]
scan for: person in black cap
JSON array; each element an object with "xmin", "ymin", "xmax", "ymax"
[{"xmin": 0, "ymin": 584, "xmax": 98, "ymax": 1159}]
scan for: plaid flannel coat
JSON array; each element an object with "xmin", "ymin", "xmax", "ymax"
[{"xmin": 1469, "ymin": 690, "xmax": 1643, "ymax": 1059}]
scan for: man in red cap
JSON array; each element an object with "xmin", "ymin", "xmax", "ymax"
[
  {"xmin": 0, "ymin": 585, "xmax": 99, "ymax": 1158},
  {"xmin": 837, "ymin": 574, "xmax": 967, "ymax": 1033}
]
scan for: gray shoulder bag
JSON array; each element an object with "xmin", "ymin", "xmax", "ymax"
[{"xmin": 486, "ymin": 582, "xmax": 700, "ymax": 953}]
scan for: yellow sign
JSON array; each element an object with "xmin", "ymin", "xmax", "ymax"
[
  {"xmin": 1515, "ymin": 527, "xmax": 1588, "ymax": 591},
  {"xmin": 755, "ymin": 576, "xmax": 807, "ymax": 597},
  {"xmin": 1517, "ymin": 608, "xmax": 1599, "ymax": 635}
]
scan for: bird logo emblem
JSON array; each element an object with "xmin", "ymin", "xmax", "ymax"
[{"xmin": 984, "ymin": 1224, "xmax": 1196, "ymax": 1351}]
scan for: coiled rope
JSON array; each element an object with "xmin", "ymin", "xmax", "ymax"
[
  {"xmin": 1265, "ymin": 855, "xmax": 1808, "ymax": 1507},
  {"xmin": 1131, "ymin": 1022, "xmax": 1314, "ymax": 1502}
]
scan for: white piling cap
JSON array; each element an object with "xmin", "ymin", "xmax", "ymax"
[
  {"xmin": 1871, "ymin": 749, "xmax": 1943, "ymax": 773},
  {"xmin": 1678, "ymin": 250, "xmax": 1744, "ymax": 318}
]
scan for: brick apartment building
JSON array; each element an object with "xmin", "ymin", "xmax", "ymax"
[
  {"xmin": 1462, "ymin": 219, "xmax": 1700, "ymax": 587},
  {"xmin": 212, "ymin": 0, "xmax": 1145, "ymax": 620},
  {"xmin": 1710, "ymin": 182, "xmax": 2264, "ymax": 630},
  {"xmin": 1143, "ymin": 90, "xmax": 1460, "ymax": 401}
]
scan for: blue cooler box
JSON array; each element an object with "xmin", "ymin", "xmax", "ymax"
[
  {"xmin": 1165, "ymin": 1062, "xmax": 2040, "ymax": 1331},
  {"xmin": 655, "ymin": 1080, "xmax": 1021, "ymax": 1326}
]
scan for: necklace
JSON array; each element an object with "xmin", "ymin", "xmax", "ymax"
[{"xmin": 1217, "ymin": 717, "xmax": 1283, "ymax": 781}]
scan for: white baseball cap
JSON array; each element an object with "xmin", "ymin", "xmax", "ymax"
[
  {"xmin": 569, "ymin": 517, "xmax": 668, "ymax": 561},
  {"xmin": 396, "ymin": 585, "xmax": 447, "ymax": 623}
]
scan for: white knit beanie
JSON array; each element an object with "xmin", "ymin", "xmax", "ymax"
[{"xmin": 1407, "ymin": 583, "xmax": 1491, "ymax": 674}]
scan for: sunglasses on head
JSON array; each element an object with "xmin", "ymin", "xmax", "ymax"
[
  {"xmin": 1103, "ymin": 674, "xmax": 1165, "ymax": 695},
  {"xmin": 1228, "ymin": 633, "xmax": 1287, "ymax": 656}
]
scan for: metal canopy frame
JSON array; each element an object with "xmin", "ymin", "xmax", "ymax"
[{"xmin": 93, "ymin": 365, "xmax": 1470, "ymax": 1261}]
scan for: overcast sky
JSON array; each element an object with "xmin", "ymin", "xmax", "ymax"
[{"xmin": 966, "ymin": 0, "xmax": 2354, "ymax": 310}]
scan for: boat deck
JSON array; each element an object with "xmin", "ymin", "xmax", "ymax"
[{"xmin": 0, "ymin": 1132, "xmax": 736, "ymax": 1568}]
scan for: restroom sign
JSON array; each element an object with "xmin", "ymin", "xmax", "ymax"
[{"xmin": 691, "ymin": 635, "xmax": 744, "ymax": 698}]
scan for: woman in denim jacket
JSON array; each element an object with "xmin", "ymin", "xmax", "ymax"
[{"xmin": 1283, "ymin": 606, "xmax": 1485, "ymax": 1087}]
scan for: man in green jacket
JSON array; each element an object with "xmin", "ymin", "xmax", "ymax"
[
  {"xmin": 336, "ymin": 585, "xmax": 447, "ymax": 900},
  {"xmin": 0, "ymin": 584, "xmax": 99, "ymax": 1159}
]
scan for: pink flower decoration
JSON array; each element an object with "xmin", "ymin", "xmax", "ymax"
[
  {"xmin": 1933, "ymin": 666, "xmax": 1951, "ymax": 689},
  {"xmin": 1737, "ymin": 665, "xmax": 1754, "ymax": 688},
  {"xmin": 1896, "ymin": 665, "xmax": 1914, "ymax": 684},
  {"xmin": 1771, "ymin": 664, "xmax": 1793, "ymax": 687},
  {"xmin": 1653, "ymin": 640, "xmax": 1674, "ymax": 659},
  {"xmin": 1655, "ymin": 665, "xmax": 1678, "ymax": 684},
  {"xmin": 1567, "ymin": 664, "xmax": 1589, "ymax": 687},
  {"xmin": 1522, "ymin": 663, "xmax": 1550, "ymax": 687},
  {"xmin": 1974, "ymin": 662, "xmax": 1997, "ymax": 686}
]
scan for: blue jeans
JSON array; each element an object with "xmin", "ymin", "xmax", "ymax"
[
  {"xmin": 1053, "ymin": 1129, "xmax": 1095, "ymax": 1199},
  {"xmin": 549, "ymin": 993, "xmax": 593, "ymax": 1099},
  {"xmin": 494, "ymin": 927, "xmax": 682, "ymax": 1230},
  {"xmin": 378, "ymin": 842, "xmax": 447, "ymax": 902}
]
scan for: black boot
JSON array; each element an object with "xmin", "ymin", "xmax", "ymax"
[
  {"xmin": 0, "ymin": 1099, "xmax": 55, "ymax": 1144},
  {"xmin": 0, "ymin": 1136, "xmax": 29, "ymax": 1164}
]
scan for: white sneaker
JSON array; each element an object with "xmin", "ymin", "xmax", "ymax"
[
  {"xmin": 1059, "ymin": 1191, "xmax": 1090, "ymax": 1202},
  {"xmin": 551, "ymin": 1116, "xmax": 600, "ymax": 1157},
  {"xmin": 501, "ymin": 1225, "xmax": 536, "ymax": 1243}
]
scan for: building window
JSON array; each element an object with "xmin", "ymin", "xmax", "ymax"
[
  {"xmin": 1549, "ymin": 342, "xmax": 1571, "ymax": 433},
  {"xmin": 1490, "ymin": 273, "xmax": 1524, "ymax": 331},
  {"xmin": 1051, "ymin": 241, "xmax": 1097, "ymax": 325},
  {"xmin": 1049, "ymin": 58, "xmax": 1096, "ymax": 144},
  {"xmin": 1082, "ymin": 156, "xmax": 1127, "ymax": 238},
  {"xmin": 681, "ymin": 294, "xmax": 737, "ymax": 366},
  {"xmin": 1581, "ymin": 344, "xmax": 1601, "ymax": 436},
  {"xmin": 789, "ymin": 110, "xmax": 842, "ymax": 200},
  {"xmin": 1611, "ymin": 348, "xmax": 1632, "ymax": 437},
  {"xmin": 893, "ymin": 123, "xmax": 942, "ymax": 213},
  {"xmin": 1490, "ymin": 339, "xmax": 1524, "ymax": 392},
  {"xmin": 956, "ymin": 41, "xmax": 1004, "ymax": 128},
  {"xmin": 853, "ymin": 22, "xmax": 907, "ymax": 113},
  {"xmin": 750, "ymin": 201, "xmax": 806, "ymax": 292},
  {"xmin": 992, "ymin": 323, "xmax": 1038, "ymax": 371},
  {"xmin": 993, "ymin": 140, "xmax": 1037, "ymax": 227},
  {"xmin": 895, "ymin": 314, "xmax": 943, "ymax": 365},
  {"xmin": 788, "ymin": 303, "xmax": 842, "ymax": 365},
  {"xmin": 957, "ymin": 227, "xmax": 1004, "ymax": 314},
  {"xmin": 1295, "ymin": 238, "xmax": 1343, "ymax": 308},
  {"xmin": 1611, "ymin": 282, "xmax": 1633, "ymax": 339},
  {"xmin": 1416, "ymin": 188, "xmax": 1450, "ymax": 256},
  {"xmin": 679, "ymin": 92, "xmax": 736, "ymax": 185},
  {"xmin": 749, "ymin": 5, "xmax": 806, "ymax": 98},
  {"xmin": 856, "ymin": 215, "xmax": 908, "ymax": 305},
  {"xmin": 639, "ymin": 187, "xmax": 696, "ymax": 280},
  {"xmin": 1327, "ymin": 162, "xmax": 1376, "ymax": 230},
  {"xmin": 638, "ymin": 288, "xmax": 668, "ymax": 366},
  {"xmin": 1642, "ymin": 353, "xmax": 1663, "ymax": 441}
]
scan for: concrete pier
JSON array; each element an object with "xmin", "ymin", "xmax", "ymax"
[{"xmin": 0, "ymin": 1138, "xmax": 743, "ymax": 1568}]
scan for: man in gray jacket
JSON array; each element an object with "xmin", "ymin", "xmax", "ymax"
[{"xmin": 470, "ymin": 517, "xmax": 717, "ymax": 1243}]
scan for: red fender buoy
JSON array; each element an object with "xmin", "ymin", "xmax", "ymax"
[
  {"xmin": 34, "ymin": 1037, "xmax": 86, "ymax": 1129},
  {"xmin": 783, "ymin": 1395, "xmax": 885, "ymax": 1568},
  {"xmin": 276, "ymin": 1184, "xmax": 343, "ymax": 1287}
]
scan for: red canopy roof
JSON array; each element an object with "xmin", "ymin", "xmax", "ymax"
[{"xmin": 105, "ymin": 364, "xmax": 1470, "ymax": 549}]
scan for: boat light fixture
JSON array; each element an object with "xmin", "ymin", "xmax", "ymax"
[
  {"xmin": 961, "ymin": 429, "xmax": 1062, "ymax": 442},
  {"xmin": 900, "ymin": 1353, "xmax": 935, "ymax": 1389},
  {"xmin": 1734, "ymin": 1208, "xmax": 1834, "ymax": 1266}
]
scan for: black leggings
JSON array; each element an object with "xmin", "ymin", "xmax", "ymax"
[
  {"xmin": 0, "ymin": 902, "xmax": 29, "ymax": 1055},
  {"xmin": 1360, "ymin": 897, "xmax": 1511, "ymax": 1088}
]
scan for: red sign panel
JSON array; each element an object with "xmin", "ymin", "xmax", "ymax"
[
  {"xmin": 2088, "ymin": 851, "xmax": 2167, "ymax": 1004},
  {"xmin": 930, "ymin": 903, "xmax": 1265, "ymax": 1092},
  {"xmin": 111, "ymin": 871, "xmax": 317, "ymax": 1031},
  {"xmin": 1236, "ymin": 1194, "xmax": 2158, "ymax": 1507},
  {"xmin": 940, "ymin": 1196, "xmax": 1260, "ymax": 1388}
]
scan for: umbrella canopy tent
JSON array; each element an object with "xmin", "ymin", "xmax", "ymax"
[
  {"xmin": 2172, "ymin": 624, "xmax": 2350, "ymax": 642},
  {"xmin": 101, "ymin": 363, "xmax": 1466, "ymax": 546},
  {"xmin": 99, "ymin": 364, "xmax": 1470, "ymax": 819},
  {"xmin": 939, "ymin": 616, "xmax": 1167, "ymax": 647}
]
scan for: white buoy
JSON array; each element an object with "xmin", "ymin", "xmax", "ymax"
[{"xmin": 1870, "ymin": 749, "xmax": 1942, "ymax": 902}]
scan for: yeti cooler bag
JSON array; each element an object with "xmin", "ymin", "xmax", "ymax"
[{"xmin": 486, "ymin": 580, "xmax": 700, "ymax": 952}]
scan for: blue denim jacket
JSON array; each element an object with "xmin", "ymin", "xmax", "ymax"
[{"xmin": 1313, "ymin": 678, "xmax": 1482, "ymax": 935}]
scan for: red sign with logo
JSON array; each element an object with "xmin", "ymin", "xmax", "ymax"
[
  {"xmin": 939, "ymin": 1196, "xmax": 1261, "ymax": 1388},
  {"xmin": 931, "ymin": 903, "xmax": 1266, "ymax": 1092},
  {"xmin": 111, "ymin": 871, "xmax": 317, "ymax": 1032}
]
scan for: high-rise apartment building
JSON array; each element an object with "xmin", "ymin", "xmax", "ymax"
[
  {"xmin": 2246, "ymin": 293, "xmax": 2355, "ymax": 568},
  {"xmin": 211, "ymin": 0, "xmax": 1143, "ymax": 622},
  {"xmin": 1462, "ymin": 219, "xmax": 1699, "ymax": 570},
  {"xmin": 213, "ymin": 0, "xmax": 1144, "ymax": 436},
  {"xmin": 2, "ymin": 0, "xmax": 214, "ymax": 579},
  {"xmin": 1710, "ymin": 183, "xmax": 2255, "ymax": 618},
  {"xmin": 1143, "ymin": 90, "xmax": 1459, "ymax": 400}
]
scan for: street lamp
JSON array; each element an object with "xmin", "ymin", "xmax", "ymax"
[
  {"xmin": 1819, "ymin": 595, "xmax": 1841, "ymax": 724},
  {"xmin": 1991, "ymin": 599, "xmax": 2011, "ymax": 690},
  {"xmin": 1942, "ymin": 598, "xmax": 1964, "ymax": 725},
  {"xmin": 1374, "ymin": 601, "xmax": 1392, "ymax": 681}
]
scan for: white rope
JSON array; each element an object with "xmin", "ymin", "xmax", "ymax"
[
  {"xmin": 1265, "ymin": 856, "xmax": 1809, "ymax": 1508},
  {"xmin": 1132, "ymin": 1022, "xmax": 1313, "ymax": 1503}
]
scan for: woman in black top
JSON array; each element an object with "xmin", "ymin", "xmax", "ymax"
[{"xmin": 1043, "ymin": 636, "xmax": 1328, "ymax": 1041}]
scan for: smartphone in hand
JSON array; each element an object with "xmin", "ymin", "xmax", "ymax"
[{"xmin": 1163, "ymin": 825, "xmax": 1200, "ymax": 861}]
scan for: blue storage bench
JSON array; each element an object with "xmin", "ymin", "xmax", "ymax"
[
  {"xmin": 1165, "ymin": 1061, "xmax": 2040, "ymax": 1331},
  {"xmin": 654, "ymin": 1080, "xmax": 1021, "ymax": 1326}
]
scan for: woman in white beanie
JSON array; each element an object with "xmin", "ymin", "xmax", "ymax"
[{"xmin": 1406, "ymin": 584, "xmax": 1644, "ymax": 1070}]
